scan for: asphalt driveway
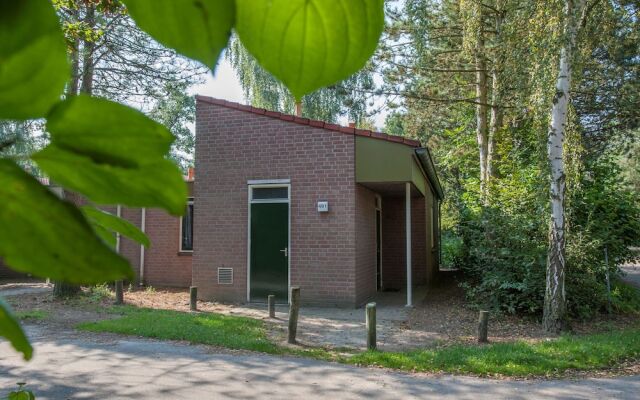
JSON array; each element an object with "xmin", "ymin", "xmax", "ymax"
[
  {"xmin": 1, "ymin": 325, "xmax": 639, "ymax": 399},
  {"xmin": 621, "ymin": 264, "xmax": 640, "ymax": 289}
]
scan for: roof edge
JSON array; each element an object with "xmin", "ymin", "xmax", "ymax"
[
  {"xmin": 415, "ymin": 147, "xmax": 444, "ymax": 200},
  {"xmin": 196, "ymin": 95, "xmax": 422, "ymax": 148}
]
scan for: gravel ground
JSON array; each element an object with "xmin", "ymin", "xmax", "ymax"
[
  {"xmin": 0, "ymin": 281, "xmax": 52, "ymax": 297},
  {"xmin": 4, "ymin": 269, "xmax": 639, "ymax": 351}
]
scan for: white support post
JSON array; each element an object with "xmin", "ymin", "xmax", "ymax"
[
  {"xmin": 139, "ymin": 207, "xmax": 146, "ymax": 286},
  {"xmin": 116, "ymin": 205, "xmax": 122, "ymax": 253},
  {"xmin": 405, "ymin": 182, "xmax": 412, "ymax": 307}
]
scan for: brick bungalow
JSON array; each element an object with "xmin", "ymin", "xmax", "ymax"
[
  {"xmin": 193, "ymin": 96, "xmax": 443, "ymax": 307},
  {"xmin": 1, "ymin": 97, "xmax": 443, "ymax": 308}
]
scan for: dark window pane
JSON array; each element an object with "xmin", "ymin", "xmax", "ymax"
[
  {"xmin": 252, "ymin": 187, "xmax": 288, "ymax": 200},
  {"xmin": 181, "ymin": 203, "xmax": 193, "ymax": 251}
]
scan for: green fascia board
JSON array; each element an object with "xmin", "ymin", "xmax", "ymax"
[
  {"xmin": 415, "ymin": 147, "xmax": 444, "ymax": 200},
  {"xmin": 411, "ymin": 156, "xmax": 427, "ymax": 195},
  {"xmin": 355, "ymin": 136, "xmax": 428, "ymax": 196}
]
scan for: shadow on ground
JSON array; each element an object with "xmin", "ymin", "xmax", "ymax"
[{"xmin": 1, "ymin": 325, "xmax": 640, "ymax": 400}]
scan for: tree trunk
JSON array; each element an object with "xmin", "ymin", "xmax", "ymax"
[
  {"xmin": 543, "ymin": 0, "xmax": 584, "ymax": 334},
  {"xmin": 476, "ymin": 51, "xmax": 489, "ymax": 199},
  {"xmin": 487, "ymin": 4, "xmax": 504, "ymax": 181},
  {"xmin": 80, "ymin": 4, "xmax": 96, "ymax": 96},
  {"xmin": 66, "ymin": 9, "xmax": 80, "ymax": 96},
  {"xmin": 487, "ymin": 68, "xmax": 502, "ymax": 180},
  {"xmin": 53, "ymin": 281, "xmax": 81, "ymax": 298},
  {"xmin": 54, "ymin": 3, "xmax": 97, "ymax": 297}
]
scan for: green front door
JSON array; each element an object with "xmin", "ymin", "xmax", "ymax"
[{"xmin": 250, "ymin": 202, "xmax": 288, "ymax": 303}]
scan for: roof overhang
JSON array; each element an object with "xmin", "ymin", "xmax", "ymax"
[{"xmin": 415, "ymin": 147, "xmax": 444, "ymax": 200}]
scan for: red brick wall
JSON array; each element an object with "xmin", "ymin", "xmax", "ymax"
[
  {"xmin": 1, "ymin": 183, "xmax": 191, "ymax": 287},
  {"xmin": 141, "ymin": 208, "xmax": 192, "ymax": 287},
  {"xmin": 355, "ymin": 185, "xmax": 377, "ymax": 305},
  {"xmin": 193, "ymin": 100, "xmax": 357, "ymax": 306},
  {"xmin": 119, "ymin": 181, "xmax": 194, "ymax": 288},
  {"xmin": 380, "ymin": 194, "xmax": 428, "ymax": 290}
]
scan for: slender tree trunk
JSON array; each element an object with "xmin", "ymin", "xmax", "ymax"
[
  {"xmin": 543, "ymin": 0, "xmax": 585, "ymax": 333},
  {"xmin": 487, "ymin": 4, "xmax": 504, "ymax": 181},
  {"xmin": 80, "ymin": 4, "xmax": 96, "ymax": 96},
  {"xmin": 54, "ymin": 5, "xmax": 96, "ymax": 299},
  {"xmin": 475, "ymin": 49, "xmax": 489, "ymax": 200},
  {"xmin": 67, "ymin": 7, "xmax": 80, "ymax": 97},
  {"xmin": 487, "ymin": 69, "xmax": 502, "ymax": 180}
]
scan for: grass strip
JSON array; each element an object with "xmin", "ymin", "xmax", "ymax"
[{"xmin": 77, "ymin": 306, "xmax": 640, "ymax": 376}]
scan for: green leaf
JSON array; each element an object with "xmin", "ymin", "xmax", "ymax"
[
  {"xmin": 123, "ymin": 0, "xmax": 235, "ymax": 69},
  {"xmin": 0, "ymin": 297, "xmax": 32, "ymax": 361},
  {"xmin": 0, "ymin": 159, "xmax": 133, "ymax": 284},
  {"xmin": 33, "ymin": 146, "xmax": 186, "ymax": 216},
  {"xmin": 82, "ymin": 206, "xmax": 150, "ymax": 248},
  {"xmin": 0, "ymin": 0, "xmax": 69, "ymax": 119},
  {"xmin": 235, "ymin": 0, "xmax": 384, "ymax": 99},
  {"xmin": 46, "ymin": 96, "xmax": 174, "ymax": 164},
  {"xmin": 90, "ymin": 221, "xmax": 118, "ymax": 249},
  {"xmin": 33, "ymin": 96, "xmax": 187, "ymax": 215}
]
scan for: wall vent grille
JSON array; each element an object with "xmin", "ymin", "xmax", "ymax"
[{"xmin": 218, "ymin": 267, "xmax": 233, "ymax": 285}]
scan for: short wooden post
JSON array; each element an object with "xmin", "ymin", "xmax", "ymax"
[
  {"xmin": 268, "ymin": 295, "xmax": 276, "ymax": 318},
  {"xmin": 478, "ymin": 310, "xmax": 489, "ymax": 343},
  {"xmin": 114, "ymin": 280, "xmax": 123, "ymax": 305},
  {"xmin": 190, "ymin": 286, "xmax": 198, "ymax": 311},
  {"xmin": 366, "ymin": 302, "xmax": 377, "ymax": 350},
  {"xmin": 287, "ymin": 286, "xmax": 301, "ymax": 344}
]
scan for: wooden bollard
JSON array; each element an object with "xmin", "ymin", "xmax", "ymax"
[
  {"xmin": 287, "ymin": 286, "xmax": 301, "ymax": 344},
  {"xmin": 366, "ymin": 302, "xmax": 377, "ymax": 350},
  {"xmin": 114, "ymin": 280, "xmax": 123, "ymax": 305},
  {"xmin": 478, "ymin": 310, "xmax": 489, "ymax": 343},
  {"xmin": 268, "ymin": 295, "xmax": 276, "ymax": 318},
  {"xmin": 190, "ymin": 286, "xmax": 198, "ymax": 311}
]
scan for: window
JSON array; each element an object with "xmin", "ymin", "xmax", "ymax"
[
  {"xmin": 180, "ymin": 198, "xmax": 194, "ymax": 252},
  {"xmin": 251, "ymin": 186, "xmax": 289, "ymax": 201}
]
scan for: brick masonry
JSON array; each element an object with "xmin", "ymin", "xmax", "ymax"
[
  {"xmin": 194, "ymin": 99, "xmax": 357, "ymax": 306},
  {"xmin": 118, "ymin": 181, "xmax": 194, "ymax": 288},
  {"xmin": 193, "ymin": 97, "xmax": 441, "ymax": 307}
]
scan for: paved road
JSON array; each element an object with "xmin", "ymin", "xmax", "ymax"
[
  {"xmin": 1, "ymin": 326, "xmax": 639, "ymax": 399},
  {"xmin": 621, "ymin": 264, "xmax": 640, "ymax": 289}
]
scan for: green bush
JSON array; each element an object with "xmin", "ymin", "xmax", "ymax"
[
  {"xmin": 454, "ymin": 150, "xmax": 640, "ymax": 318},
  {"xmin": 611, "ymin": 281, "xmax": 640, "ymax": 314},
  {"xmin": 441, "ymin": 230, "xmax": 463, "ymax": 269}
]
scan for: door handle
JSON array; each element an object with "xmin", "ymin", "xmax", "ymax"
[{"xmin": 280, "ymin": 247, "xmax": 288, "ymax": 257}]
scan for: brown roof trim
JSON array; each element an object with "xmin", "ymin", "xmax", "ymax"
[{"xmin": 196, "ymin": 95, "xmax": 422, "ymax": 148}]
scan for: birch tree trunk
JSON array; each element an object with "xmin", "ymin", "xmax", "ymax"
[
  {"xmin": 476, "ymin": 46, "xmax": 489, "ymax": 199},
  {"xmin": 487, "ymin": 3, "xmax": 504, "ymax": 181},
  {"xmin": 488, "ymin": 68, "xmax": 502, "ymax": 180},
  {"xmin": 543, "ymin": 0, "xmax": 585, "ymax": 333}
]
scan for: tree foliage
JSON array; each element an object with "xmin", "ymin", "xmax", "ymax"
[
  {"xmin": 227, "ymin": 36, "xmax": 377, "ymax": 125},
  {"xmin": 0, "ymin": 0, "xmax": 385, "ymax": 360},
  {"xmin": 381, "ymin": 0, "xmax": 640, "ymax": 323}
]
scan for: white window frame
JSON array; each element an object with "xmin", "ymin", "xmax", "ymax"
[
  {"xmin": 179, "ymin": 197, "xmax": 194, "ymax": 252},
  {"xmin": 247, "ymin": 181, "xmax": 291, "ymax": 303}
]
